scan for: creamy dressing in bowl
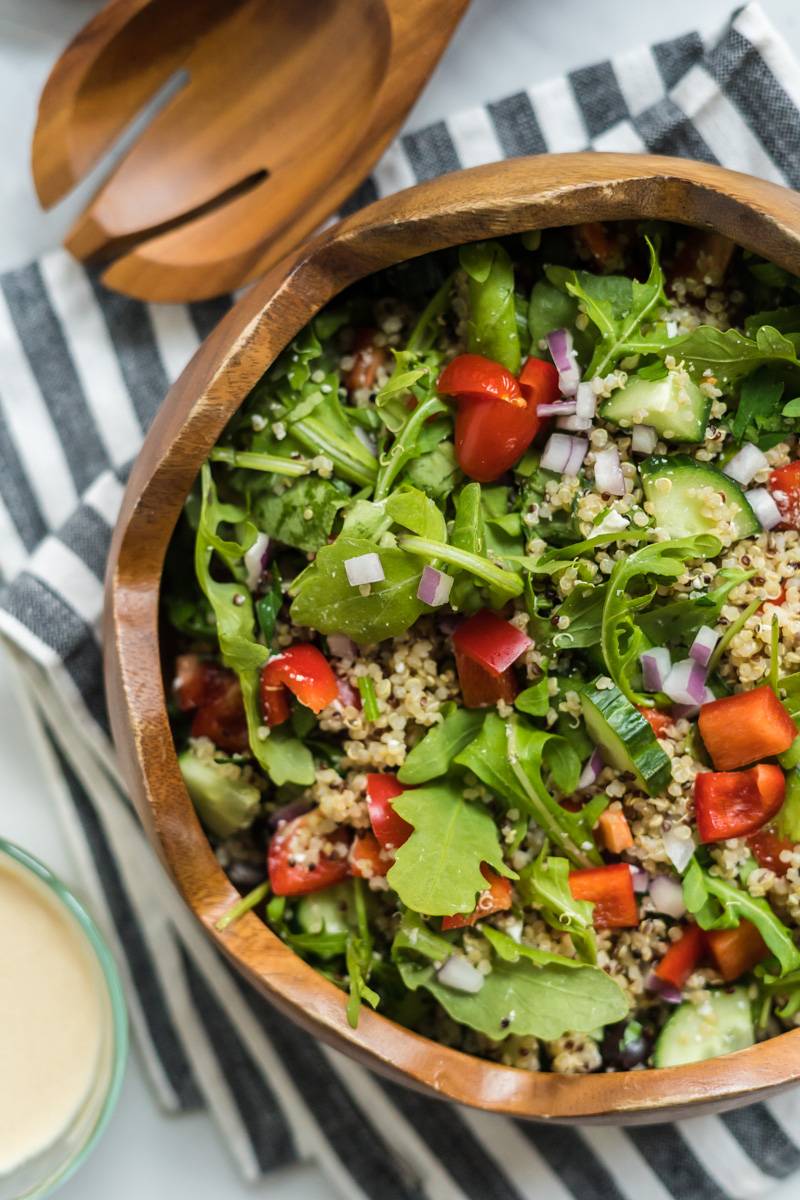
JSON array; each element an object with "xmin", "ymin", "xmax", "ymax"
[{"xmin": 0, "ymin": 843, "xmax": 127, "ymax": 1199}]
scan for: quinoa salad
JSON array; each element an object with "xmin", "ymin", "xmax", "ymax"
[{"xmin": 163, "ymin": 220, "xmax": 800, "ymax": 1074}]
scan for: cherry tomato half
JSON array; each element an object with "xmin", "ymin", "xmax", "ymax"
[
  {"xmin": 268, "ymin": 811, "xmax": 350, "ymax": 896},
  {"xmin": 365, "ymin": 774, "xmax": 413, "ymax": 850},
  {"xmin": 260, "ymin": 644, "xmax": 339, "ymax": 727}
]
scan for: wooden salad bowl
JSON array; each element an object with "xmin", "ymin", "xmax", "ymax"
[{"xmin": 106, "ymin": 153, "xmax": 800, "ymax": 1122}]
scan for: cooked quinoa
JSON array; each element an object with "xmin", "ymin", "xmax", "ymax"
[{"xmin": 164, "ymin": 221, "xmax": 800, "ymax": 1074}]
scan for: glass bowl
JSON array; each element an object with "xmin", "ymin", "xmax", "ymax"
[{"xmin": 0, "ymin": 840, "xmax": 128, "ymax": 1200}]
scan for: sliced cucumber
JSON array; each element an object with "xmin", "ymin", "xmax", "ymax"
[
  {"xmin": 296, "ymin": 882, "xmax": 355, "ymax": 935},
  {"xmin": 654, "ymin": 989, "xmax": 754, "ymax": 1068},
  {"xmin": 640, "ymin": 455, "xmax": 760, "ymax": 541},
  {"xmin": 601, "ymin": 372, "xmax": 711, "ymax": 443},
  {"xmin": 581, "ymin": 681, "xmax": 671, "ymax": 797},
  {"xmin": 179, "ymin": 749, "xmax": 260, "ymax": 839}
]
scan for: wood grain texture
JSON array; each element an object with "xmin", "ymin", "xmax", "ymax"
[
  {"xmin": 106, "ymin": 154, "xmax": 800, "ymax": 1121},
  {"xmin": 31, "ymin": 0, "xmax": 469, "ymax": 301}
]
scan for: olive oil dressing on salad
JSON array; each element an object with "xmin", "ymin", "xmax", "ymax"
[{"xmin": 163, "ymin": 221, "xmax": 800, "ymax": 1073}]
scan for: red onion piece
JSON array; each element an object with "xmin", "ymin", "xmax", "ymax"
[
  {"xmin": 663, "ymin": 658, "xmax": 707, "ymax": 706},
  {"xmin": 267, "ymin": 799, "xmax": 313, "ymax": 832},
  {"xmin": 593, "ymin": 446, "xmax": 625, "ymax": 496},
  {"xmin": 417, "ymin": 565, "xmax": 454, "ymax": 607},
  {"xmin": 663, "ymin": 826, "xmax": 696, "ymax": 873},
  {"xmin": 689, "ymin": 624, "xmax": 720, "ymax": 668},
  {"xmin": 328, "ymin": 634, "xmax": 357, "ymax": 657},
  {"xmin": 649, "ymin": 875, "xmax": 687, "ymax": 919},
  {"xmin": 646, "ymin": 972, "xmax": 683, "ymax": 1004},
  {"xmin": 556, "ymin": 414, "xmax": 593, "ymax": 432},
  {"xmin": 547, "ymin": 328, "xmax": 581, "ymax": 396},
  {"xmin": 575, "ymin": 382, "xmax": 597, "ymax": 420},
  {"xmin": 332, "ymin": 674, "xmax": 360, "ymax": 712},
  {"xmin": 671, "ymin": 687, "xmax": 715, "ymax": 722},
  {"xmin": 629, "ymin": 865, "xmax": 650, "ymax": 894},
  {"xmin": 244, "ymin": 532, "xmax": 271, "ymax": 592},
  {"xmin": 724, "ymin": 442, "xmax": 768, "ymax": 486},
  {"xmin": 640, "ymin": 647, "xmax": 671, "ymax": 692},
  {"xmin": 436, "ymin": 955, "xmax": 485, "ymax": 994},
  {"xmin": 745, "ymin": 487, "xmax": 782, "ymax": 531},
  {"xmin": 540, "ymin": 432, "xmax": 588, "ymax": 477},
  {"xmin": 538, "ymin": 400, "xmax": 578, "ymax": 417},
  {"xmin": 344, "ymin": 553, "xmax": 384, "ymax": 586},
  {"xmin": 631, "ymin": 424, "xmax": 658, "ymax": 456},
  {"xmin": 578, "ymin": 746, "xmax": 604, "ymax": 788}
]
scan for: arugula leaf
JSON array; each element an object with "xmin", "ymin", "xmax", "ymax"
[
  {"xmin": 668, "ymin": 325, "xmax": 799, "ymax": 384},
  {"xmin": 399, "ymin": 534, "xmax": 523, "ymax": 600},
  {"xmin": 744, "ymin": 304, "xmax": 800, "ymax": 339},
  {"xmin": 385, "ymin": 486, "xmax": 447, "ymax": 541},
  {"xmin": 517, "ymin": 853, "xmax": 597, "ymax": 963},
  {"xmin": 482, "ymin": 925, "xmax": 583, "ymax": 969},
  {"xmin": 460, "ymin": 241, "xmax": 521, "ymax": 373},
  {"xmin": 255, "ymin": 565, "xmax": 283, "ymax": 648},
  {"xmin": 252, "ymin": 475, "xmax": 347, "ymax": 553},
  {"xmin": 528, "ymin": 278, "xmax": 582, "ymax": 356},
  {"xmin": 387, "ymin": 780, "xmax": 516, "ymax": 916},
  {"xmin": 514, "ymin": 677, "xmax": 550, "ymax": 717},
  {"xmin": 637, "ymin": 567, "xmax": 754, "ymax": 648},
  {"xmin": 455, "ymin": 713, "xmax": 605, "ymax": 867},
  {"xmin": 373, "ymin": 394, "xmax": 449, "ymax": 501},
  {"xmin": 683, "ymin": 858, "xmax": 800, "ymax": 976},
  {"xmin": 601, "ymin": 535, "xmax": 722, "ymax": 703},
  {"xmin": 549, "ymin": 583, "xmax": 607, "ymax": 650},
  {"xmin": 340, "ymin": 498, "xmax": 391, "ymax": 540},
  {"xmin": 397, "ymin": 705, "xmax": 485, "ymax": 785},
  {"xmin": 405, "ymin": 440, "xmax": 461, "ymax": 500},
  {"xmin": 289, "ymin": 535, "xmax": 425, "ymax": 644},
  {"xmin": 346, "ymin": 877, "xmax": 379, "ymax": 1027},
  {"xmin": 731, "ymin": 367, "xmax": 785, "ymax": 442},
  {"xmin": 257, "ymin": 726, "xmax": 316, "ymax": 787}
]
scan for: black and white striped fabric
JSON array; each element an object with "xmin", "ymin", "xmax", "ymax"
[{"xmin": 2, "ymin": 4, "xmax": 800, "ymax": 1197}]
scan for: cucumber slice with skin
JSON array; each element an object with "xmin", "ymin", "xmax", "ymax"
[
  {"xmin": 296, "ymin": 882, "xmax": 355, "ymax": 935},
  {"xmin": 601, "ymin": 372, "xmax": 711, "ymax": 443},
  {"xmin": 654, "ymin": 989, "xmax": 754, "ymax": 1068},
  {"xmin": 639, "ymin": 454, "xmax": 760, "ymax": 541},
  {"xmin": 581, "ymin": 681, "xmax": 672, "ymax": 797}
]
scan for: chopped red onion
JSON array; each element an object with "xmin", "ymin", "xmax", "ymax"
[
  {"xmin": 631, "ymin": 424, "xmax": 658, "ymax": 456},
  {"xmin": 540, "ymin": 432, "xmax": 588, "ymax": 477},
  {"xmin": 538, "ymin": 400, "xmax": 578, "ymax": 417},
  {"xmin": 640, "ymin": 647, "xmax": 671, "ymax": 692},
  {"xmin": 547, "ymin": 328, "xmax": 581, "ymax": 396},
  {"xmin": 649, "ymin": 875, "xmax": 687, "ymax": 919},
  {"xmin": 436, "ymin": 954, "xmax": 485, "ymax": 994},
  {"xmin": 578, "ymin": 747, "xmax": 604, "ymax": 788},
  {"xmin": 724, "ymin": 442, "xmax": 768, "ymax": 487},
  {"xmin": 663, "ymin": 826, "xmax": 696, "ymax": 873},
  {"xmin": 244, "ymin": 532, "xmax": 271, "ymax": 592},
  {"xmin": 646, "ymin": 972, "xmax": 683, "ymax": 1004},
  {"xmin": 663, "ymin": 657, "xmax": 707, "ymax": 706},
  {"xmin": 689, "ymin": 624, "xmax": 720, "ymax": 668},
  {"xmin": 629, "ymin": 865, "xmax": 650, "ymax": 894},
  {"xmin": 344, "ymin": 552, "xmax": 384, "ymax": 587},
  {"xmin": 745, "ymin": 487, "xmax": 782, "ymax": 531},
  {"xmin": 417, "ymin": 565, "xmax": 454, "ymax": 607},
  {"xmin": 556, "ymin": 414, "xmax": 593, "ymax": 432},
  {"xmin": 333, "ymin": 674, "xmax": 360, "ymax": 712},
  {"xmin": 671, "ymin": 687, "xmax": 715, "ymax": 722},
  {"xmin": 594, "ymin": 446, "xmax": 625, "ymax": 496},
  {"xmin": 328, "ymin": 634, "xmax": 357, "ymax": 657},
  {"xmin": 575, "ymin": 382, "xmax": 597, "ymax": 420}
]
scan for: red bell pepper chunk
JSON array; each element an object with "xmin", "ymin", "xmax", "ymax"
[
  {"xmin": 747, "ymin": 828, "xmax": 795, "ymax": 877},
  {"xmin": 706, "ymin": 920, "xmax": 768, "ymax": 982},
  {"xmin": 267, "ymin": 811, "xmax": 350, "ymax": 896},
  {"xmin": 349, "ymin": 830, "xmax": 389, "ymax": 879},
  {"xmin": 453, "ymin": 610, "xmax": 532, "ymax": 677},
  {"xmin": 654, "ymin": 924, "xmax": 705, "ymax": 990},
  {"xmin": 174, "ymin": 655, "xmax": 249, "ymax": 753},
  {"xmin": 454, "ymin": 647, "xmax": 518, "ymax": 709},
  {"xmin": 441, "ymin": 865, "xmax": 513, "ymax": 930},
  {"xmin": 569, "ymin": 863, "xmax": 639, "ymax": 928},
  {"xmin": 438, "ymin": 353, "xmax": 523, "ymax": 404},
  {"xmin": 768, "ymin": 460, "xmax": 800, "ymax": 529},
  {"xmin": 694, "ymin": 763, "xmax": 786, "ymax": 843},
  {"xmin": 698, "ymin": 686, "xmax": 796, "ymax": 770},
  {"xmin": 365, "ymin": 774, "xmax": 413, "ymax": 850},
  {"xmin": 637, "ymin": 705, "xmax": 673, "ymax": 739},
  {"xmin": 260, "ymin": 644, "xmax": 339, "ymax": 727}
]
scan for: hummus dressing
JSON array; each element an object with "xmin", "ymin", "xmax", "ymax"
[{"xmin": 0, "ymin": 854, "xmax": 104, "ymax": 1175}]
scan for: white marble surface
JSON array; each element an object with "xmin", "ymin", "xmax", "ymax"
[{"xmin": 2, "ymin": 1, "xmax": 800, "ymax": 1196}]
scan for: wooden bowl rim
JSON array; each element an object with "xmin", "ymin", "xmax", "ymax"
[{"xmin": 106, "ymin": 152, "xmax": 800, "ymax": 1121}]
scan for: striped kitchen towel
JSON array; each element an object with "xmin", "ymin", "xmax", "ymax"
[{"xmin": 2, "ymin": 3, "xmax": 800, "ymax": 1197}]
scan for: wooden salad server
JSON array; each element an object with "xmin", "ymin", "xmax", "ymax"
[{"xmin": 32, "ymin": 0, "xmax": 469, "ymax": 302}]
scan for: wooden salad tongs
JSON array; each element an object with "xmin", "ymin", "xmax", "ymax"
[{"xmin": 32, "ymin": 0, "xmax": 469, "ymax": 302}]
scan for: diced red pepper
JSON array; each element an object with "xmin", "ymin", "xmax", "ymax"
[
  {"xmin": 747, "ymin": 828, "xmax": 795, "ymax": 877},
  {"xmin": 569, "ymin": 863, "xmax": 639, "ymax": 928},
  {"xmin": 454, "ymin": 647, "xmax": 518, "ymax": 708},
  {"xmin": 174, "ymin": 654, "xmax": 214, "ymax": 711},
  {"xmin": 637, "ymin": 705, "xmax": 673, "ymax": 739},
  {"xmin": 655, "ymin": 924, "xmax": 706, "ymax": 990},
  {"xmin": 260, "ymin": 644, "xmax": 339, "ymax": 727},
  {"xmin": 438, "ymin": 354, "xmax": 523, "ymax": 404},
  {"xmin": 267, "ymin": 811, "xmax": 350, "ymax": 896},
  {"xmin": 343, "ymin": 328, "xmax": 389, "ymax": 394},
  {"xmin": 349, "ymin": 830, "xmax": 389, "ymax": 879},
  {"xmin": 694, "ymin": 763, "xmax": 785, "ymax": 843},
  {"xmin": 453, "ymin": 610, "xmax": 531, "ymax": 676},
  {"xmin": 365, "ymin": 774, "xmax": 413, "ymax": 850},
  {"xmin": 670, "ymin": 230, "xmax": 735, "ymax": 289},
  {"xmin": 769, "ymin": 460, "xmax": 800, "ymax": 530},
  {"xmin": 706, "ymin": 920, "xmax": 768, "ymax": 982},
  {"xmin": 174, "ymin": 656, "xmax": 249, "ymax": 753},
  {"xmin": 597, "ymin": 809, "xmax": 634, "ymax": 854},
  {"xmin": 441, "ymin": 865, "xmax": 513, "ymax": 930},
  {"xmin": 574, "ymin": 222, "xmax": 624, "ymax": 270},
  {"xmin": 698, "ymin": 686, "xmax": 796, "ymax": 770}
]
